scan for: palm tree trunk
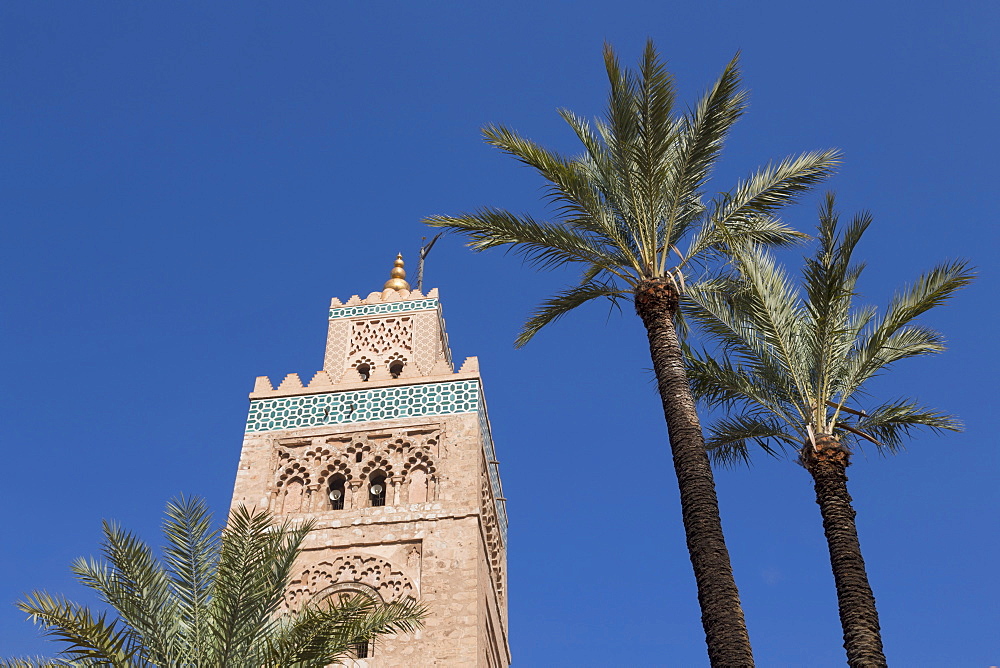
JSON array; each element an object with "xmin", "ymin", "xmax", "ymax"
[
  {"xmin": 635, "ymin": 278, "xmax": 754, "ymax": 668},
  {"xmin": 805, "ymin": 437, "xmax": 886, "ymax": 667}
]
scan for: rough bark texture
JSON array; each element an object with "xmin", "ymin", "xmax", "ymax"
[
  {"xmin": 635, "ymin": 278, "xmax": 754, "ymax": 668},
  {"xmin": 803, "ymin": 436, "xmax": 886, "ymax": 668}
]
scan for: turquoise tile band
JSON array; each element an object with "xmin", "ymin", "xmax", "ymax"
[
  {"xmin": 329, "ymin": 298, "xmax": 438, "ymax": 319},
  {"xmin": 245, "ymin": 379, "xmax": 479, "ymax": 432}
]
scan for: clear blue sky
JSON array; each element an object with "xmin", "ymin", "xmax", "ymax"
[{"xmin": 2, "ymin": 2, "xmax": 997, "ymax": 665}]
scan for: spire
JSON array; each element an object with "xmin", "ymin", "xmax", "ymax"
[{"xmin": 383, "ymin": 253, "xmax": 411, "ymax": 291}]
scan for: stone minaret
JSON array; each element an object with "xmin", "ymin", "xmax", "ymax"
[{"xmin": 230, "ymin": 255, "xmax": 510, "ymax": 667}]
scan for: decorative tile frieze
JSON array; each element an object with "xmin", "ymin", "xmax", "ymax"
[
  {"xmin": 245, "ymin": 379, "xmax": 479, "ymax": 433},
  {"xmin": 329, "ymin": 298, "xmax": 438, "ymax": 320}
]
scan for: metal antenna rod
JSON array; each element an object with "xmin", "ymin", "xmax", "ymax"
[{"xmin": 417, "ymin": 232, "xmax": 443, "ymax": 293}]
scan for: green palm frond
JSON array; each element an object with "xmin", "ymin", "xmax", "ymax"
[
  {"xmin": 70, "ymin": 520, "xmax": 178, "ymax": 663},
  {"xmin": 0, "ymin": 658, "xmax": 70, "ymax": 668},
  {"xmin": 423, "ymin": 208, "xmax": 637, "ymax": 279},
  {"xmin": 268, "ymin": 595, "xmax": 426, "ymax": 666},
  {"xmin": 844, "ymin": 398, "xmax": 962, "ymax": 453},
  {"xmin": 516, "ymin": 278, "xmax": 627, "ymax": 347},
  {"xmin": 843, "ymin": 259, "xmax": 975, "ymax": 395},
  {"xmin": 208, "ymin": 506, "xmax": 311, "ymax": 664},
  {"xmin": 705, "ymin": 413, "xmax": 798, "ymax": 467},
  {"xmin": 425, "ymin": 40, "xmax": 838, "ymax": 344},
  {"xmin": 16, "ymin": 592, "xmax": 138, "ymax": 665},
  {"xmin": 161, "ymin": 495, "xmax": 219, "ymax": 660},
  {"xmin": 702, "ymin": 150, "xmax": 840, "ymax": 246},
  {"xmin": 8, "ymin": 498, "xmax": 425, "ymax": 667}
]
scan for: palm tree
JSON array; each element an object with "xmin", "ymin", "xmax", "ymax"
[
  {"xmin": 683, "ymin": 195, "xmax": 973, "ymax": 667},
  {"xmin": 425, "ymin": 40, "xmax": 840, "ymax": 666},
  {"xmin": 5, "ymin": 496, "xmax": 424, "ymax": 667}
]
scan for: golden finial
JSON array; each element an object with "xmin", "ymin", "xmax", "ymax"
[{"xmin": 383, "ymin": 253, "xmax": 411, "ymax": 291}]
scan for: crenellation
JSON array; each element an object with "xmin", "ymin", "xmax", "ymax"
[
  {"xmin": 277, "ymin": 373, "xmax": 303, "ymax": 390},
  {"xmin": 253, "ymin": 376, "xmax": 274, "ymax": 392}
]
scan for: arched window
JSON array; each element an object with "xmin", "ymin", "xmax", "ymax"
[
  {"xmin": 369, "ymin": 472, "xmax": 387, "ymax": 507},
  {"xmin": 328, "ymin": 475, "xmax": 346, "ymax": 511},
  {"xmin": 389, "ymin": 360, "xmax": 404, "ymax": 378},
  {"xmin": 356, "ymin": 362, "xmax": 371, "ymax": 381}
]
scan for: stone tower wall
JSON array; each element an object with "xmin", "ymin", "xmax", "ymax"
[{"xmin": 230, "ymin": 286, "xmax": 509, "ymax": 667}]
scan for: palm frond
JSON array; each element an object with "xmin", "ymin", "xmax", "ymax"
[
  {"xmin": 208, "ymin": 505, "xmax": 311, "ymax": 665},
  {"xmin": 688, "ymin": 195, "xmax": 970, "ymax": 464},
  {"xmin": 70, "ymin": 520, "xmax": 178, "ymax": 663},
  {"xmin": 843, "ymin": 259, "xmax": 974, "ymax": 395},
  {"xmin": 16, "ymin": 592, "xmax": 138, "ymax": 665},
  {"xmin": 424, "ymin": 209, "xmax": 636, "ymax": 279},
  {"xmin": 425, "ymin": 41, "xmax": 836, "ymax": 348},
  {"xmin": 705, "ymin": 413, "xmax": 798, "ymax": 468},
  {"xmin": 658, "ymin": 52, "xmax": 745, "ymax": 271},
  {"xmin": 0, "ymin": 657, "xmax": 70, "ymax": 668},
  {"xmin": 844, "ymin": 398, "xmax": 962, "ymax": 453},
  {"xmin": 516, "ymin": 278, "xmax": 627, "ymax": 348},
  {"xmin": 162, "ymin": 495, "xmax": 219, "ymax": 661},
  {"xmin": 709, "ymin": 149, "xmax": 841, "ymax": 236},
  {"xmin": 268, "ymin": 595, "xmax": 426, "ymax": 666}
]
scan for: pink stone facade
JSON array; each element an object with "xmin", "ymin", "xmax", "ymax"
[{"xmin": 230, "ymin": 286, "xmax": 510, "ymax": 667}]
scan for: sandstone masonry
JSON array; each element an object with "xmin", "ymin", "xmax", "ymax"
[{"xmin": 230, "ymin": 275, "xmax": 510, "ymax": 667}]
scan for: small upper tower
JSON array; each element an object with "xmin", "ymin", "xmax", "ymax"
[
  {"xmin": 316, "ymin": 255, "xmax": 456, "ymax": 388},
  {"xmin": 231, "ymin": 256, "xmax": 510, "ymax": 667}
]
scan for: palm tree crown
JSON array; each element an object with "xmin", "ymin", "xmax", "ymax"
[
  {"xmin": 685, "ymin": 194, "xmax": 973, "ymax": 463},
  {"xmin": 6, "ymin": 497, "xmax": 424, "ymax": 667},
  {"xmin": 427, "ymin": 41, "xmax": 839, "ymax": 345}
]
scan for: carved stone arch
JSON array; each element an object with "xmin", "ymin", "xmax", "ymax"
[
  {"xmin": 402, "ymin": 451, "xmax": 437, "ymax": 504},
  {"xmin": 384, "ymin": 351, "xmax": 409, "ymax": 379},
  {"xmin": 316, "ymin": 460, "xmax": 352, "ymax": 485},
  {"xmin": 312, "ymin": 580, "xmax": 383, "ymax": 605},
  {"xmin": 285, "ymin": 554, "xmax": 416, "ymax": 612},
  {"xmin": 276, "ymin": 462, "xmax": 311, "ymax": 488},
  {"xmin": 403, "ymin": 451, "xmax": 436, "ymax": 476},
  {"xmin": 360, "ymin": 456, "xmax": 393, "ymax": 479},
  {"xmin": 344, "ymin": 355, "xmax": 375, "ymax": 382}
]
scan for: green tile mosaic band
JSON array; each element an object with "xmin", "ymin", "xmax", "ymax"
[
  {"xmin": 245, "ymin": 379, "xmax": 479, "ymax": 432},
  {"xmin": 329, "ymin": 298, "xmax": 438, "ymax": 320}
]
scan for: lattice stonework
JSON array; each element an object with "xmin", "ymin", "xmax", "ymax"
[
  {"xmin": 246, "ymin": 380, "xmax": 480, "ymax": 432},
  {"xmin": 349, "ymin": 317, "xmax": 412, "ymax": 356},
  {"xmin": 323, "ymin": 319, "xmax": 351, "ymax": 376},
  {"xmin": 412, "ymin": 310, "xmax": 441, "ymax": 374},
  {"xmin": 329, "ymin": 298, "xmax": 438, "ymax": 320}
]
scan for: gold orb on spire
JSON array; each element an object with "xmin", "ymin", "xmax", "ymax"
[{"xmin": 383, "ymin": 253, "xmax": 411, "ymax": 291}]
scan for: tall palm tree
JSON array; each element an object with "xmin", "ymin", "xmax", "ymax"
[
  {"xmin": 5, "ymin": 496, "xmax": 424, "ymax": 667},
  {"xmin": 425, "ymin": 40, "xmax": 840, "ymax": 666},
  {"xmin": 684, "ymin": 195, "xmax": 973, "ymax": 667}
]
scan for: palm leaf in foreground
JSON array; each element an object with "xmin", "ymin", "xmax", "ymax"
[
  {"xmin": 8, "ymin": 496, "xmax": 425, "ymax": 667},
  {"xmin": 685, "ymin": 194, "xmax": 973, "ymax": 666},
  {"xmin": 426, "ymin": 40, "xmax": 841, "ymax": 667}
]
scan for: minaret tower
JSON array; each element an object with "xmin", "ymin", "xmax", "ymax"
[{"xmin": 230, "ymin": 256, "xmax": 510, "ymax": 666}]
